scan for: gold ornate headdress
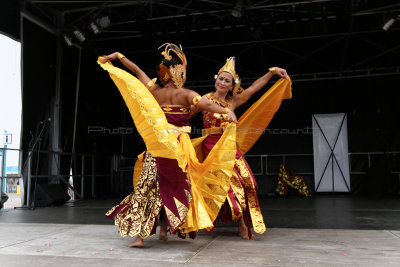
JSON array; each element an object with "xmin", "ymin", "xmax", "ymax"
[
  {"xmin": 216, "ymin": 57, "xmax": 243, "ymax": 96},
  {"xmin": 157, "ymin": 43, "xmax": 187, "ymax": 88}
]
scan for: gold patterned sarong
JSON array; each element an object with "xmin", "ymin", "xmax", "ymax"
[
  {"xmin": 229, "ymin": 157, "xmax": 266, "ymax": 234},
  {"xmin": 106, "ymin": 152, "xmax": 162, "ymax": 238}
]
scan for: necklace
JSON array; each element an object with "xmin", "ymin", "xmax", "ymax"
[{"xmin": 208, "ymin": 92, "xmax": 231, "ymax": 107}]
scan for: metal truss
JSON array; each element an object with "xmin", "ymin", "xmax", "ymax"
[
  {"xmin": 21, "ymin": 0, "xmax": 400, "ymax": 82},
  {"xmin": 187, "ymin": 66, "xmax": 400, "ymax": 89}
]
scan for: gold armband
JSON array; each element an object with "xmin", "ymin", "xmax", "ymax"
[
  {"xmin": 269, "ymin": 67, "xmax": 276, "ymax": 74},
  {"xmin": 238, "ymin": 92, "xmax": 246, "ymax": 102},
  {"xmin": 224, "ymin": 107, "xmax": 231, "ymax": 114},
  {"xmin": 146, "ymin": 78, "xmax": 157, "ymax": 89},
  {"xmin": 117, "ymin": 52, "xmax": 126, "ymax": 60},
  {"xmin": 192, "ymin": 95, "xmax": 202, "ymax": 106}
]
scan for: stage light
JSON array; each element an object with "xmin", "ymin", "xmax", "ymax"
[
  {"xmin": 383, "ymin": 14, "xmax": 400, "ymax": 31},
  {"xmin": 383, "ymin": 18, "xmax": 396, "ymax": 31},
  {"xmin": 90, "ymin": 22, "xmax": 100, "ymax": 34},
  {"xmin": 231, "ymin": 0, "xmax": 244, "ymax": 18},
  {"xmin": 96, "ymin": 15, "xmax": 110, "ymax": 28},
  {"xmin": 63, "ymin": 35, "xmax": 72, "ymax": 47},
  {"xmin": 73, "ymin": 29, "xmax": 86, "ymax": 42}
]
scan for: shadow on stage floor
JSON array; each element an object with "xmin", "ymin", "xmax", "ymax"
[{"xmin": 1, "ymin": 195, "xmax": 399, "ymax": 230}]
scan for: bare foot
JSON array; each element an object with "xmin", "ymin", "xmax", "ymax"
[
  {"xmin": 248, "ymin": 232, "xmax": 256, "ymax": 240},
  {"xmin": 159, "ymin": 232, "xmax": 168, "ymax": 241},
  {"xmin": 237, "ymin": 217, "xmax": 255, "ymax": 240},
  {"xmin": 127, "ymin": 236, "xmax": 144, "ymax": 248},
  {"xmin": 159, "ymin": 219, "xmax": 169, "ymax": 241},
  {"xmin": 238, "ymin": 224, "xmax": 250, "ymax": 240}
]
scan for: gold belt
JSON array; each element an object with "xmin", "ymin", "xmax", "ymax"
[
  {"xmin": 167, "ymin": 124, "xmax": 191, "ymax": 134},
  {"xmin": 202, "ymin": 127, "xmax": 224, "ymax": 136}
]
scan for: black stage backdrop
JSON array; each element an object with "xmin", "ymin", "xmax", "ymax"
[{"xmin": 1, "ymin": 0, "xmax": 399, "ymax": 199}]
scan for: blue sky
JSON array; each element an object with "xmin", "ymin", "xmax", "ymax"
[{"xmin": 0, "ymin": 34, "xmax": 21, "ymax": 173}]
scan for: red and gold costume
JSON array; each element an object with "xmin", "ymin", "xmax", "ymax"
[
  {"xmin": 99, "ymin": 47, "xmax": 238, "ymax": 239},
  {"xmin": 201, "ymin": 92, "xmax": 266, "ymax": 237},
  {"xmin": 192, "ymin": 58, "xmax": 293, "ymax": 238}
]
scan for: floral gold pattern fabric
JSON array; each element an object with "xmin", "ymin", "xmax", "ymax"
[
  {"xmin": 223, "ymin": 157, "xmax": 266, "ymax": 234},
  {"xmin": 236, "ymin": 157, "xmax": 266, "ymax": 234},
  {"xmin": 276, "ymin": 164, "xmax": 312, "ymax": 197},
  {"xmin": 106, "ymin": 152, "xmax": 161, "ymax": 239},
  {"xmin": 229, "ymin": 171, "xmax": 245, "ymax": 221}
]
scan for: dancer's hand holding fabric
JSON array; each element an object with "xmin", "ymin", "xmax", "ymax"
[
  {"xmin": 227, "ymin": 109, "xmax": 238, "ymax": 123},
  {"xmin": 270, "ymin": 66, "xmax": 289, "ymax": 81},
  {"xmin": 99, "ymin": 52, "xmax": 122, "ymax": 63},
  {"xmin": 189, "ymin": 104, "xmax": 237, "ymax": 123},
  {"xmin": 99, "ymin": 52, "xmax": 158, "ymax": 93}
]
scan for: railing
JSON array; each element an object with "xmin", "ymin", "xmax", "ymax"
[
  {"xmin": 2, "ymin": 147, "xmax": 399, "ymax": 207},
  {"xmin": 6, "ymin": 184, "xmax": 18, "ymax": 193},
  {"xmin": 244, "ymin": 151, "xmax": 400, "ymax": 177},
  {"xmin": 0, "ymin": 147, "xmax": 112, "ymax": 208},
  {"xmin": 25, "ymin": 150, "xmax": 112, "ymax": 206}
]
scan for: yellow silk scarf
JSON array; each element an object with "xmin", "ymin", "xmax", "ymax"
[{"xmin": 236, "ymin": 77, "xmax": 292, "ymax": 155}]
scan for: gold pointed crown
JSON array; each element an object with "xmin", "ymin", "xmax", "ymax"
[
  {"xmin": 217, "ymin": 57, "xmax": 243, "ymax": 96},
  {"xmin": 157, "ymin": 43, "xmax": 187, "ymax": 88}
]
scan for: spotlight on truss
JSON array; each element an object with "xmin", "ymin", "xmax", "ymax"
[
  {"xmin": 96, "ymin": 15, "xmax": 110, "ymax": 28},
  {"xmin": 383, "ymin": 18, "xmax": 396, "ymax": 31},
  {"xmin": 63, "ymin": 35, "xmax": 72, "ymax": 47},
  {"xmin": 90, "ymin": 22, "xmax": 100, "ymax": 34},
  {"xmin": 383, "ymin": 14, "xmax": 400, "ymax": 31},
  {"xmin": 231, "ymin": 0, "xmax": 244, "ymax": 18},
  {"xmin": 73, "ymin": 29, "xmax": 86, "ymax": 42}
]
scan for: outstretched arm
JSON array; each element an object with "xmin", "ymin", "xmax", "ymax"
[
  {"xmin": 232, "ymin": 67, "xmax": 289, "ymax": 109},
  {"xmin": 99, "ymin": 52, "xmax": 159, "ymax": 92},
  {"xmin": 187, "ymin": 91, "xmax": 238, "ymax": 123}
]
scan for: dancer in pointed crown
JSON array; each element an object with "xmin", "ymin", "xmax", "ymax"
[{"xmin": 191, "ymin": 57, "xmax": 291, "ymax": 239}]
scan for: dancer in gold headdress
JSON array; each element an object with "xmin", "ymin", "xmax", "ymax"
[
  {"xmin": 99, "ymin": 44, "xmax": 238, "ymax": 247},
  {"xmin": 191, "ymin": 57, "xmax": 292, "ymax": 239}
]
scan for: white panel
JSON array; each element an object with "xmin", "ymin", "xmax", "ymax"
[{"xmin": 312, "ymin": 113, "xmax": 350, "ymax": 192}]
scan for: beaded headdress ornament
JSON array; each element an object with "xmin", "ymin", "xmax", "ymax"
[{"xmin": 157, "ymin": 43, "xmax": 187, "ymax": 88}]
